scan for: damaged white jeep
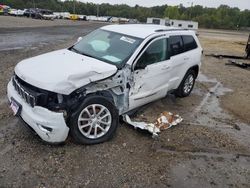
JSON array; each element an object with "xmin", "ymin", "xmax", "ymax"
[{"xmin": 7, "ymin": 24, "xmax": 202, "ymax": 144}]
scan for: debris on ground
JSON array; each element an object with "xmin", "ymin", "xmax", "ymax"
[
  {"xmin": 206, "ymin": 33, "xmax": 250, "ymax": 60},
  {"xmin": 233, "ymin": 124, "xmax": 241, "ymax": 131},
  {"xmin": 205, "ymin": 53, "xmax": 246, "ymax": 59},
  {"xmin": 226, "ymin": 60, "xmax": 250, "ymax": 69},
  {"xmin": 123, "ymin": 115, "xmax": 160, "ymax": 136},
  {"xmin": 123, "ymin": 112, "xmax": 183, "ymax": 137},
  {"xmin": 155, "ymin": 112, "xmax": 183, "ymax": 130},
  {"xmin": 246, "ymin": 34, "xmax": 250, "ymax": 58}
]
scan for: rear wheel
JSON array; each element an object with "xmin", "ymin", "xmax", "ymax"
[
  {"xmin": 70, "ymin": 96, "xmax": 119, "ymax": 144},
  {"xmin": 175, "ymin": 70, "xmax": 196, "ymax": 97}
]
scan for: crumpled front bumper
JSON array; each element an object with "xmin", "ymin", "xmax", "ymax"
[{"xmin": 7, "ymin": 81, "xmax": 69, "ymax": 143}]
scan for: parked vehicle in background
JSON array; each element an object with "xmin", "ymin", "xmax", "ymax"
[
  {"xmin": 86, "ymin": 15, "xmax": 97, "ymax": 21},
  {"xmin": 109, "ymin": 17, "xmax": 129, "ymax": 24},
  {"xmin": 70, "ymin": 14, "xmax": 79, "ymax": 20},
  {"xmin": 0, "ymin": 5, "xmax": 4, "ymax": 15},
  {"xmin": 23, "ymin": 8, "xmax": 36, "ymax": 18},
  {"xmin": 0, "ymin": 4, "xmax": 10, "ymax": 15},
  {"xmin": 78, "ymin": 15, "xmax": 87, "ymax": 21},
  {"xmin": 53, "ymin": 12, "xmax": 62, "ymax": 19},
  {"xmin": 62, "ymin": 12, "xmax": 71, "ymax": 19},
  {"xmin": 128, "ymin": 19, "xmax": 140, "ymax": 24},
  {"xmin": 8, "ymin": 9, "xmax": 25, "ymax": 16},
  {"xmin": 29, "ymin": 9, "xmax": 55, "ymax": 20},
  {"xmin": 40, "ymin": 9, "xmax": 56, "ymax": 20},
  {"xmin": 53, "ymin": 12, "xmax": 70, "ymax": 19},
  {"xmin": 7, "ymin": 24, "xmax": 202, "ymax": 145}
]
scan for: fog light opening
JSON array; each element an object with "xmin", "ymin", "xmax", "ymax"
[{"xmin": 37, "ymin": 123, "xmax": 53, "ymax": 133}]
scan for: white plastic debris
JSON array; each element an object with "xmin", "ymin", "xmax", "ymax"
[
  {"xmin": 123, "ymin": 111, "xmax": 183, "ymax": 137},
  {"xmin": 123, "ymin": 115, "xmax": 160, "ymax": 137}
]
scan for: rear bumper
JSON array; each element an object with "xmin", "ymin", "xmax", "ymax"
[{"xmin": 7, "ymin": 80, "xmax": 69, "ymax": 143}]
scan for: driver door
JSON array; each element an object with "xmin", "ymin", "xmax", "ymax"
[{"xmin": 129, "ymin": 37, "xmax": 172, "ymax": 110}]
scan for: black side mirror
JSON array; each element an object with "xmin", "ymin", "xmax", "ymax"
[{"xmin": 135, "ymin": 63, "xmax": 146, "ymax": 70}]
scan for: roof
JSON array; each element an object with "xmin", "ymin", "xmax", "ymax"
[{"xmin": 101, "ymin": 24, "xmax": 178, "ymax": 39}]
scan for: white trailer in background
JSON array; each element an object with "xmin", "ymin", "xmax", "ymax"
[
  {"xmin": 169, "ymin": 19, "xmax": 198, "ymax": 30},
  {"xmin": 147, "ymin": 17, "xmax": 167, "ymax": 26},
  {"xmin": 146, "ymin": 17, "xmax": 198, "ymax": 30}
]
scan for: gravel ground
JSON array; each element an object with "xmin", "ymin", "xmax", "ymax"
[{"xmin": 0, "ymin": 16, "xmax": 250, "ymax": 188}]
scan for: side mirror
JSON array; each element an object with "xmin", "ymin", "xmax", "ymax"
[
  {"xmin": 135, "ymin": 63, "xmax": 147, "ymax": 70},
  {"xmin": 77, "ymin": 37, "xmax": 83, "ymax": 43}
]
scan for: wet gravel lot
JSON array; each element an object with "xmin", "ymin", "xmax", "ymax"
[{"xmin": 0, "ymin": 17, "xmax": 250, "ymax": 188}]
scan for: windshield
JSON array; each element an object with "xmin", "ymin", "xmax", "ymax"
[{"xmin": 70, "ymin": 29, "xmax": 142, "ymax": 67}]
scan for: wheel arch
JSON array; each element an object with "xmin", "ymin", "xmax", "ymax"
[
  {"xmin": 87, "ymin": 90, "xmax": 115, "ymax": 105},
  {"xmin": 69, "ymin": 93, "xmax": 120, "ymax": 144},
  {"xmin": 187, "ymin": 65, "xmax": 199, "ymax": 79}
]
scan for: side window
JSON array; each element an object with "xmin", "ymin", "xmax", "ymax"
[
  {"xmin": 136, "ymin": 38, "xmax": 168, "ymax": 69},
  {"xmin": 169, "ymin": 36, "xmax": 184, "ymax": 56},
  {"xmin": 182, "ymin": 35, "xmax": 198, "ymax": 52},
  {"xmin": 153, "ymin": 19, "xmax": 160, "ymax": 25}
]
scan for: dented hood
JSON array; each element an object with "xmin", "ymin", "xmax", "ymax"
[{"xmin": 15, "ymin": 49, "xmax": 117, "ymax": 95}]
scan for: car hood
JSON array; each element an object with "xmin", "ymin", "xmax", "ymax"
[{"xmin": 15, "ymin": 49, "xmax": 117, "ymax": 95}]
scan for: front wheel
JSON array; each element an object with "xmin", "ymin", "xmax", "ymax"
[
  {"xmin": 70, "ymin": 96, "xmax": 119, "ymax": 144},
  {"xmin": 175, "ymin": 70, "xmax": 196, "ymax": 98}
]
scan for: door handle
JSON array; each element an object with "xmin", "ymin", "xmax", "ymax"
[{"xmin": 184, "ymin": 57, "xmax": 190, "ymax": 60}]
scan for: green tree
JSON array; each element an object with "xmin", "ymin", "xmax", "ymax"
[{"xmin": 164, "ymin": 6, "xmax": 180, "ymax": 19}]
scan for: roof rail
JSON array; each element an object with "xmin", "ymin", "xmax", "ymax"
[{"xmin": 155, "ymin": 28, "xmax": 189, "ymax": 32}]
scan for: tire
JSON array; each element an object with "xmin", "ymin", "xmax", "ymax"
[
  {"xmin": 70, "ymin": 96, "xmax": 119, "ymax": 144},
  {"xmin": 175, "ymin": 69, "xmax": 196, "ymax": 98}
]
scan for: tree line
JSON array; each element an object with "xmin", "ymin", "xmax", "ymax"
[{"xmin": 1, "ymin": 0, "xmax": 250, "ymax": 29}]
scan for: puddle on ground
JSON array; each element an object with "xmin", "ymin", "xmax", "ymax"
[
  {"xmin": 196, "ymin": 73, "xmax": 218, "ymax": 83},
  {"xmin": 168, "ymin": 74, "xmax": 250, "ymax": 187},
  {"xmin": 0, "ymin": 47, "xmax": 25, "ymax": 52},
  {"xmin": 170, "ymin": 156, "xmax": 250, "ymax": 188},
  {"xmin": 194, "ymin": 73, "xmax": 250, "ymax": 147}
]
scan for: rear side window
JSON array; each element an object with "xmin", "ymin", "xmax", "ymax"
[
  {"xmin": 182, "ymin": 35, "xmax": 198, "ymax": 52},
  {"xmin": 169, "ymin": 36, "xmax": 184, "ymax": 56}
]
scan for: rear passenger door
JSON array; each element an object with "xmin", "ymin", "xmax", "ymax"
[
  {"xmin": 168, "ymin": 35, "xmax": 199, "ymax": 90},
  {"xmin": 167, "ymin": 35, "xmax": 186, "ymax": 90},
  {"xmin": 182, "ymin": 35, "xmax": 200, "ymax": 70}
]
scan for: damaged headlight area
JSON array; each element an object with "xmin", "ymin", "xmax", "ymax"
[
  {"xmin": 12, "ymin": 74, "xmax": 87, "ymax": 119},
  {"xmin": 42, "ymin": 87, "xmax": 87, "ymax": 118}
]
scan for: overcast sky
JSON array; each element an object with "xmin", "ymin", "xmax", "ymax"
[{"xmin": 79, "ymin": 0, "xmax": 250, "ymax": 10}]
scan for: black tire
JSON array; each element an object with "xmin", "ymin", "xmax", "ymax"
[
  {"xmin": 70, "ymin": 96, "xmax": 119, "ymax": 145},
  {"xmin": 175, "ymin": 69, "xmax": 196, "ymax": 98}
]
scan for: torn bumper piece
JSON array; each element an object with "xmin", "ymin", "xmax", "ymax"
[
  {"xmin": 123, "ymin": 115, "xmax": 160, "ymax": 137},
  {"xmin": 123, "ymin": 111, "xmax": 183, "ymax": 137},
  {"xmin": 7, "ymin": 81, "xmax": 69, "ymax": 143}
]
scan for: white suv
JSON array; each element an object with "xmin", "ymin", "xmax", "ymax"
[{"xmin": 7, "ymin": 24, "xmax": 202, "ymax": 144}]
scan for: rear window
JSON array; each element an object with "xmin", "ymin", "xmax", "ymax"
[{"xmin": 182, "ymin": 35, "xmax": 198, "ymax": 52}]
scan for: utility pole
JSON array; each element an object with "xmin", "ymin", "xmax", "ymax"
[
  {"xmin": 187, "ymin": 1, "xmax": 193, "ymax": 20},
  {"xmin": 190, "ymin": 2, "xmax": 193, "ymax": 20},
  {"xmin": 32, "ymin": 0, "xmax": 35, "ymax": 9},
  {"xmin": 73, "ymin": 0, "xmax": 76, "ymax": 14},
  {"xmin": 97, "ymin": 4, "xmax": 99, "ymax": 17}
]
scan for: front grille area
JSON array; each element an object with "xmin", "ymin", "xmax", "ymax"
[{"xmin": 12, "ymin": 76, "xmax": 36, "ymax": 107}]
